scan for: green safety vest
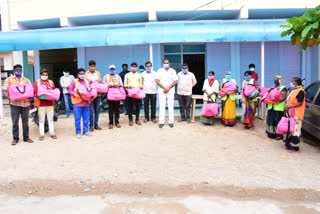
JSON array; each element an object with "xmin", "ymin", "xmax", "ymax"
[
  {"xmin": 242, "ymin": 79, "xmax": 258, "ymax": 101},
  {"xmin": 267, "ymin": 85, "xmax": 286, "ymax": 111},
  {"xmin": 221, "ymin": 79, "xmax": 237, "ymax": 101}
]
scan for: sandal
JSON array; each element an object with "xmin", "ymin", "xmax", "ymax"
[
  {"xmin": 11, "ymin": 140, "xmax": 18, "ymax": 146},
  {"xmin": 50, "ymin": 135, "xmax": 57, "ymax": 139},
  {"xmin": 39, "ymin": 136, "xmax": 44, "ymax": 141},
  {"xmin": 24, "ymin": 138, "xmax": 34, "ymax": 143}
]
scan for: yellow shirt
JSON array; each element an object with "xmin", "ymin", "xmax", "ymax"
[{"xmin": 124, "ymin": 72, "xmax": 142, "ymax": 88}]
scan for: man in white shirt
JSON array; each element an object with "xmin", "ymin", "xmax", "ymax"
[
  {"xmin": 156, "ymin": 59, "xmax": 178, "ymax": 128},
  {"xmin": 59, "ymin": 68, "xmax": 74, "ymax": 117},
  {"xmin": 141, "ymin": 61, "xmax": 157, "ymax": 123},
  {"xmin": 177, "ymin": 63, "xmax": 197, "ymax": 124}
]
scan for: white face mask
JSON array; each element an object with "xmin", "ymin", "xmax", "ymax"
[
  {"xmin": 249, "ymin": 68, "xmax": 255, "ymax": 72},
  {"xmin": 290, "ymin": 82, "xmax": 295, "ymax": 88},
  {"xmin": 63, "ymin": 72, "xmax": 69, "ymax": 77},
  {"xmin": 41, "ymin": 76, "xmax": 48, "ymax": 81}
]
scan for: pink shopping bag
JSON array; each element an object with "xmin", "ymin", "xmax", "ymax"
[
  {"xmin": 37, "ymin": 85, "xmax": 61, "ymax": 100},
  {"xmin": 223, "ymin": 81, "xmax": 237, "ymax": 95},
  {"xmin": 107, "ymin": 87, "xmax": 126, "ymax": 101},
  {"xmin": 242, "ymin": 85, "xmax": 257, "ymax": 97},
  {"xmin": 201, "ymin": 103, "xmax": 219, "ymax": 117},
  {"xmin": 77, "ymin": 85, "xmax": 97, "ymax": 101},
  {"xmin": 8, "ymin": 84, "xmax": 34, "ymax": 101},
  {"xmin": 268, "ymin": 88, "xmax": 281, "ymax": 102},
  {"xmin": 127, "ymin": 87, "xmax": 146, "ymax": 99},
  {"xmin": 91, "ymin": 81, "xmax": 109, "ymax": 93},
  {"xmin": 276, "ymin": 116, "xmax": 295, "ymax": 135}
]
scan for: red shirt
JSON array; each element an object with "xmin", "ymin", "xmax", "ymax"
[
  {"xmin": 251, "ymin": 71, "xmax": 258, "ymax": 81},
  {"xmin": 33, "ymin": 80, "xmax": 55, "ymax": 107}
]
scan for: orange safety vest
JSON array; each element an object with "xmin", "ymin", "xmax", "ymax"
[
  {"xmin": 106, "ymin": 74, "xmax": 120, "ymax": 84},
  {"xmin": 34, "ymin": 80, "xmax": 54, "ymax": 107},
  {"xmin": 287, "ymin": 87, "xmax": 306, "ymax": 120},
  {"xmin": 85, "ymin": 71, "xmax": 101, "ymax": 82},
  {"xmin": 8, "ymin": 76, "xmax": 30, "ymax": 102},
  {"xmin": 71, "ymin": 79, "xmax": 90, "ymax": 104}
]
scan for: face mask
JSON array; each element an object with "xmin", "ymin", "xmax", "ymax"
[
  {"xmin": 131, "ymin": 67, "xmax": 137, "ymax": 72},
  {"xmin": 14, "ymin": 71, "xmax": 22, "ymax": 76},
  {"xmin": 163, "ymin": 64, "xmax": 169, "ymax": 69},
  {"xmin": 182, "ymin": 69, "xmax": 188, "ymax": 74},
  {"xmin": 63, "ymin": 72, "xmax": 69, "ymax": 77},
  {"xmin": 139, "ymin": 69, "xmax": 144, "ymax": 72},
  {"xmin": 146, "ymin": 67, "xmax": 152, "ymax": 72},
  {"xmin": 41, "ymin": 76, "xmax": 48, "ymax": 81},
  {"xmin": 290, "ymin": 82, "xmax": 295, "ymax": 88},
  {"xmin": 244, "ymin": 75, "xmax": 251, "ymax": 81},
  {"xmin": 109, "ymin": 69, "xmax": 115, "ymax": 75},
  {"xmin": 79, "ymin": 74, "xmax": 85, "ymax": 80},
  {"xmin": 225, "ymin": 75, "xmax": 232, "ymax": 81},
  {"xmin": 249, "ymin": 68, "xmax": 255, "ymax": 72},
  {"xmin": 208, "ymin": 76, "xmax": 214, "ymax": 80}
]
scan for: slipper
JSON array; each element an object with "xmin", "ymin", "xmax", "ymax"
[
  {"xmin": 24, "ymin": 139, "xmax": 34, "ymax": 143},
  {"xmin": 11, "ymin": 141, "xmax": 18, "ymax": 146},
  {"xmin": 288, "ymin": 150, "xmax": 301, "ymax": 153},
  {"xmin": 50, "ymin": 135, "xmax": 57, "ymax": 139},
  {"xmin": 39, "ymin": 136, "xmax": 44, "ymax": 141}
]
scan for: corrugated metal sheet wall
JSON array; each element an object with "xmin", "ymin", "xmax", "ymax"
[
  {"xmin": 240, "ymin": 42, "xmax": 261, "ymax": 85},
  {"xmin": 85, "ymin": 44, "xmax": 150, "ymax": 77}
]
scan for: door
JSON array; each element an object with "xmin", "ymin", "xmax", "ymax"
[{"xmin": 183, "ymin": 54, "xmax": 205, "ymax": 95}]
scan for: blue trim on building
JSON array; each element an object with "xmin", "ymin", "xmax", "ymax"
[{"xmin": 0, "ymin": 19, "xmax": 289, "ymax": 52}]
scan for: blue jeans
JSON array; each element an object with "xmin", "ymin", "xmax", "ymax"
[
  {"xmin": 90, "ymin": 96, "xmax": 101, "ymax": 128},
  {"xmin": 73, "ymin": 105, "xmax": 90, "ymax": 135},
  {"xmin": 63, "ymin": 93, "xmax": 71, "ymax": 116}
]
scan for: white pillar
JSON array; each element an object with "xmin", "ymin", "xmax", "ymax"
[
  {"xmin": 33, "ymin": 50, "xmax": 40, "ymax": 80},
  {"xmin": 0, "ymin": 0, "xmax": 10, "ymax": 32},
  {"xmin": 149, "ymin": 44, "xmax": 153, "ymax": 64},
  {"xmin": 261, "ymin": 41, "xmax": 265, "ymax": 87},
  {"xmin": 13, "ymin": 51, "xmax": 23, "ymax": 67}
]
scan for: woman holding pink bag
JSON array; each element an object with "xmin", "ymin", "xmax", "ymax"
[
  {"xmin": 219, "ymin": 72, "xmax": 238, "ymax": 127},
  {"xmin": 104, "ymin": 65, "xmax": 124, "ymax": 129},
  {"xmin": 33, "ymin": 69, "xmax": 57, "ymax": 141},
  {"xmin": 200, "ymin": 71, "xmax": 219, "ymax": 125}
]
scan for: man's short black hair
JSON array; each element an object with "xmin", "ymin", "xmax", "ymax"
[
  {"xmin": 163, "ymin": 58, "xmax": 170, "ymax": 63},
  {"xmin": 40, "ymin": 69, "xmax": 48, "ymax": 75},
  {"xmin": 182, "ymin": 63, "xmax": 188, "ymax": 67},
  {"xmin": 209, "ymin": 71, "xmax": 215, "ymax": 76},
  {"xmin": 131, "ymin": 62, "xmax": 137, "ymax": 67},
  {"xmin": 122, "ymin": 64, "xmax": 128, "ymax": 67},
  {"xmin": 145, "ymin": 61, "xmax": 152, "ymax": 66},
  {"xmin": 63, "ymin": 68, "xmax": 72, "ymax": 72},
  {"xmin": 249, "ymin": 64, "xmax": 255, "ymax": 68},
  {"xmin": 88, "ymin": 60, "xmax": 96, "ymax": 66},
  {"xmin": 244, "ymin": 70, "xmax": 252, "ymax": 75},
  {"xmin": 139, "ymin": 65, "xmax": 144, "ymax": 69},
  {"xmin": 77, "ymin": 68, "xmax": 86, "ymax": 74},
  {"xmin": 13, "ymin": 64, "xmax": 22, "ymax": 70}
]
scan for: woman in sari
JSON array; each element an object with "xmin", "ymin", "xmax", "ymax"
[
  {"xmin": 266, "ymin": 76, "xmax": 287, "ymax": 140},
  {"xmin": 241, "ymin": 71, "xmax": 259, "ymax": 129},
  {"xmin": 200, "ymin": 71, "xmax": 219, "ymax": 125},
  {"xmin": 220, "ymin": 72, "xmax": 238, "ymax": 126},
  {"xmin": 284, "ymin": 77, "xmax": 305, "ymax": 153}
]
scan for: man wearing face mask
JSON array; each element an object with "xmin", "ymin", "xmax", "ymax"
[
  {"xmin": 141, "ymin": 61, "xmax": 157, "ymax": 123},
  {"xmin": 124, "ymin": 62, "xmax": 143, "ymax": 126},
  {"xmin": 177, "ymin": 64, "xmax": 197, "ymax": 124},
  {"xmin": 103, "ymin": 65, "xmax": 124, "ymax": 129},
  {"xmin": 248, "ymin": 64, "xmax": 258, "ymax": 81},
  {"xmin": 119, "ymin": 64, "xmax": 130, "ymax": 115},
  {"xmin": 68, "ymin": 68, "xmax": 92, "ymax": 138},
  {"xmin": 156, "ymin": 59, "xmax": 178, "ymax": 128},
  {"xmin": 85, "ymin": 60, "xmax": 102, "ymax": 132},
  {"xmin": 2, "ymin": 64, "xmax": 34, "ymax": 145},
  {"xmin": 60, "ymin": 68, "xmax": 74, "ymax": 117},
  {"xmin": 33, "ymin": 69, "xmax": 57, "ymax": 141}
]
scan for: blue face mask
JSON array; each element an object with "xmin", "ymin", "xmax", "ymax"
[
  {"xmin": 182, "ymin": 69, "xmax": 188, "ymax": 74},
  {"xmin": 244, "ymin": 75, "xmax": 251, "ymax": 81},
  {"xmin": 146, "ymin": 67, "xmax": 152, "ymax": 72},
  {"xmin": 14, "ymin": 71, "xmax": 22, "ymax": 76},
  {"xmin": 163, "ymin": 64, "xmax": 169, "ymax": 69},
  {"xmin": 225, "ymin": 75, "xmax": 232, "ymax": 81},
  {"xmin": 109, "ymin": 69, "xmax": 115, "ymax": 74},
  {"xmin": 79, "ymin": 74, "xmax": 85, "ymax": 80}
]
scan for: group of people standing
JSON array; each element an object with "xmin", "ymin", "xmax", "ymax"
[{"xmin": 2, "ymin": 62, "xmax": 305, "ymax": 153}]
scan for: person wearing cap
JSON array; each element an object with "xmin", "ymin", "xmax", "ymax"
[
  {"xmin": 103, "ymin": 65, "xmax": 123, "ymax": 129},
  {"xmin": 220, "ymin": 71, "xmax": 238, "ymax": 127},
  {"xmin": 85, "ymin": 60, "xmax": 102, "ymax": 132},
  {"xmin": 124, "ymin": 62, "xmax": 143, "ymax": 126},
  {"xmin": 266, "ymin": 75, "xmax": 287, "ymax": 140}
]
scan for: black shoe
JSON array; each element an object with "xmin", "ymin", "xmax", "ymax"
[
  {"xmin": 144, "ymin": 119, "xmax": 149, "ymax": 123},
  {"xmin": 169, "ymin": 124, "xmax": 174, "ymax": 128},
  {"xmin": 152, "ymin": 119, "xmax": 157, "ymax": 123},
  {"xmin": 178, "ymin": 118, "xmax": 185, "ymax": 122},
  {"xmin": 186, "ymin": 119, "xmax": 191, "ymax": 124},
  {"xmin": 159, "ymin": 124, "xmax": 164, "ymax": 128}
]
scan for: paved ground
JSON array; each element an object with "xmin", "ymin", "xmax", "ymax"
[{"xmin": 0, "ymin": 114, "xmax": 319, "ymax": 213}]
